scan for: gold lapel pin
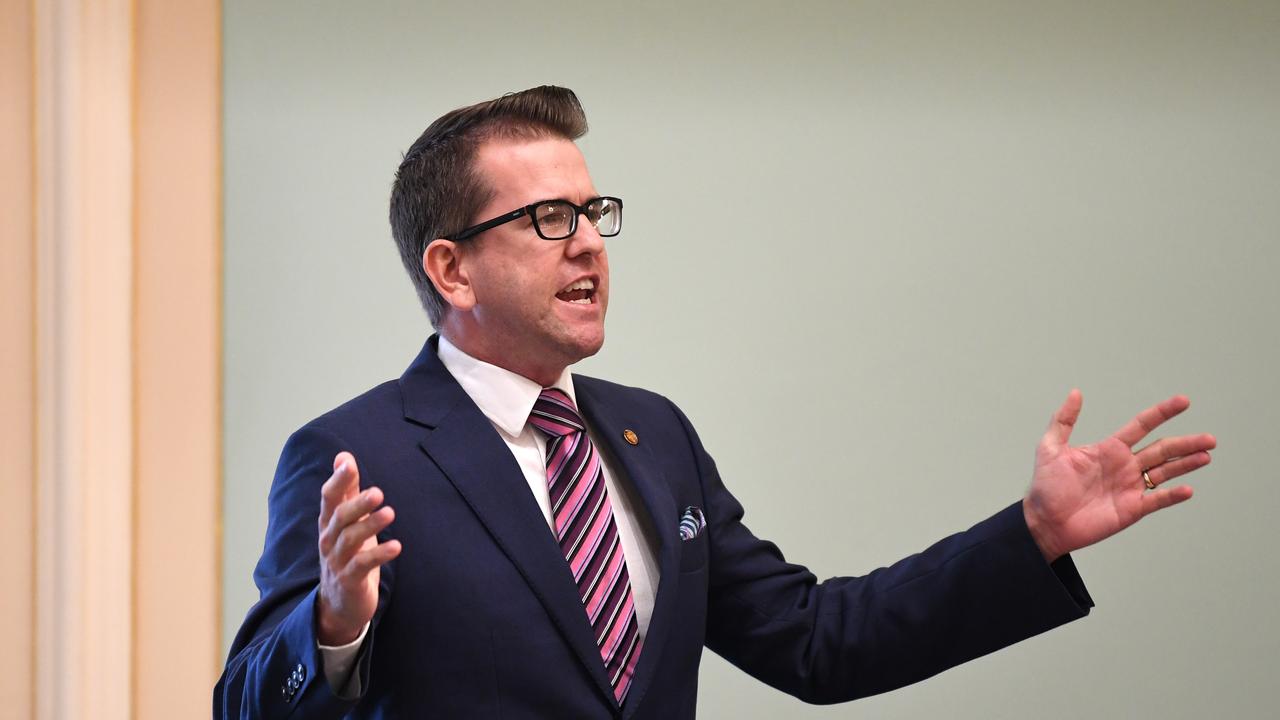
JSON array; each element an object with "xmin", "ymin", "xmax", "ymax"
[{"xmin": 622, "ymin": 429, "xmax": 639, "ymax": 446}]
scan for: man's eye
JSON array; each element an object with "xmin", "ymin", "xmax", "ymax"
[{"xmin": 539, "ymin": 207, "xmax": 571, "ymax": 224}]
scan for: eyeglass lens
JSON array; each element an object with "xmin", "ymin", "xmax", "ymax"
[{"xmin": 532, "ymin": 198, "xmax": 621, "ymax": 239}]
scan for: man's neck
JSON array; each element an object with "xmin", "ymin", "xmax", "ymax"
[{"xmin": 437, "ymin": 329, "xmax": 566, "ymax": 388}]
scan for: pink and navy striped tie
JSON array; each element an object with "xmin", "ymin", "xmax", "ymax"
[{"xmin": 529, "ymin": 387, "xmax": 642, "ymax": 704}]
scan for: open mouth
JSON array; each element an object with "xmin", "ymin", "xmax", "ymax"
[{"xmin": 555, "ymin": 278, "xmax": 596, "ymax": 305}]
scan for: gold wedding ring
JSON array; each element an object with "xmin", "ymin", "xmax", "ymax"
[{"xmin": 1142, "ymin": 470, "xmax": 1156, "ymax": 491}]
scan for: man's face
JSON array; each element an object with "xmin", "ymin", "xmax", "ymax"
[{"xmin": 452, "ymin": 137, "xmax": 610, "ymax": 382}]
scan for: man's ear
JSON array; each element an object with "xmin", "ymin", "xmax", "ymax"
[{"xmin": 423, "ymin": 239, "xmax": 476, "ymax": 311}]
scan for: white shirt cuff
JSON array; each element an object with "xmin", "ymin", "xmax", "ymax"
[{"xmin": 317, "ymin": 621, "xmax": 370, "ymax": 698}]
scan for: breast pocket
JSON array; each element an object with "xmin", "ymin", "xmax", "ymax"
[{"xmin": 678, "ymin": 531, "xmax": 708, "ymax": 574}]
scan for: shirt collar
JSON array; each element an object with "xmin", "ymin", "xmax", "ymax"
[{"xmin": 436, "ymin": 335, "xmax": 577, "ymax": 439}]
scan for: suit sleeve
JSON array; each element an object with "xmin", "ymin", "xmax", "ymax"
[
  {"xmin": 213, "ymin": 423, "xmax": 392, "ymax": 719},
  {"xmin": 666, "ymin": 400, "xmax": 1094, "ymax": 704}
]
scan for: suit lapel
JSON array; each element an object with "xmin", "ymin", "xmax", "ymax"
[
  {"xmin": 400, "ymin": 338, "xmax": 619, "ymax": 708},
  {"xmin": 574, "ymin": 379, "xmax": 681, "ymax": 719}
]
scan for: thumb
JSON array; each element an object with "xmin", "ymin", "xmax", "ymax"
[
  {"xmin": 1043, "ymin": 389, "xmax": 1083, "ymax": 450},
  {"xmin": 332, "ymin": 451, "xmax": 361, "ymax": 497}
]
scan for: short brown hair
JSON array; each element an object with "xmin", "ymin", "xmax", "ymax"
[{"xmin": 389, "ymin": 85, "xmax": 589, "ymax": 326}]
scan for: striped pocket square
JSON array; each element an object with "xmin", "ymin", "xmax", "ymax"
[{"xmin": 678, "ymin": 506, "xmax": 706, "ymax": 541}]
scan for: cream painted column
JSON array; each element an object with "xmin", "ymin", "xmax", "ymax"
[{"xmin": 12, "ymin": 0, "xmax": 223, "ymax": 718}]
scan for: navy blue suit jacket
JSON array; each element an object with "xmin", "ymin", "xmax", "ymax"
[{"xmin": 215, "ymin": 336, "xmax": 1093, "ymax": 718}]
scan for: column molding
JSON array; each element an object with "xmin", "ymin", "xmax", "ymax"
[{"xmin": 34, "ymin": 1, "xmax": 136, "ymax": 718}]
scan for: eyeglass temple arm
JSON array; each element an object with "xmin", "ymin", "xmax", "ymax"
[{"xmin": 447, "ymin": 206, "xmax": 529, "ymax": 242}]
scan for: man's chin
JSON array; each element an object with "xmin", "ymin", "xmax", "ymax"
[
  {"xmin": 561, "ymin": 328, "xmax": 605, "ymax": 365},
  {"xmin": 571, "ymin": 335, "xmax": 605, "ymax": 363}
]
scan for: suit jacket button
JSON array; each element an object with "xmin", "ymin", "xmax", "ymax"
[{"xmin": 622, "ymin": 429, "xmax": 639, "ymax": 445}]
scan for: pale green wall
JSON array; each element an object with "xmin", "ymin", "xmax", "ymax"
[{"xmin": 223, "ymin": 2, "xmax": 1280, "ymax": 716}]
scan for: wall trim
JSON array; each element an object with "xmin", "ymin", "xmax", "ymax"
[{"xmin": 0, "ymin": 0, "xmax": 37, "ymax": 716}]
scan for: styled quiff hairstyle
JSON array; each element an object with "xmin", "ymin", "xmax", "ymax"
[{"xmin": 389, "ymin": 85, "xmax": 589, "ymax": 326}]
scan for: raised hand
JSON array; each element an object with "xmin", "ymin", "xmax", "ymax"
[
  {"xmin": 316, "ymin": 451, "xmax": 402, "ymax": 646},
  {"xmin": 1022, "ymin": 390, "xmax": 1216, "ymax": 562}
]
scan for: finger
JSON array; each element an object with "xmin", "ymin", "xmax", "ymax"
[
  {"xmin": 1139, "ymin": 484, "xmax": 1194, "ymax": 517},
  {"xmin": 332, "ymin": 506, "xmax": 396, "ymax": 567},
  {"xmin": 1112, "ymin": 395, "xmax": 1190, "ymax": 448},
  {"xmin": 320, "ymin": 488, "xmax": 386, "ymax": 556},
  {"xmin": 1145, "ymin": 451, "xmax": 1212, "ymax": 486},
  {"xmin": 1134, "ymin": 433, "xmax": 1217, "ymax": 469},
  {"xmin": 1042, "ymin": 389, "xmax": 1083, "ymax": 449},
  {"xmin": 332, "ymin": 486, "xmax": 385, "ymax": 530},
  {"xmin": 319, "ymin": 452, "xmax": 360, "ymax": 529},
  {"xmin": 344, "ymin": 539, "xmax": 403, "ymax": 581}
]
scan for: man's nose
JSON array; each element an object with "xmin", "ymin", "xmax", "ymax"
[{"xmin": 565, "ymin": 213, "xmax": 606, "ymax": 256}]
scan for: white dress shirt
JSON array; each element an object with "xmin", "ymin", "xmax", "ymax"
[{"xmin": 319, "ymin": 336, "xmax": 661, "ymax": 693}]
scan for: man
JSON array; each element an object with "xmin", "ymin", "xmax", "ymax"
[{"xmin": 215, "ymin": 86, "xmax": 1215, "ymax": 718}]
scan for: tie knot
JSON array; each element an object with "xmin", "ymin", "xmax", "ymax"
[{"xmin": 529, "ymin": 387, "xmax": 585, "ymax": 438}]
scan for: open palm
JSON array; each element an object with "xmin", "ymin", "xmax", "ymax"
[{"xmin": 1023, "ymin": 390, "xmax": 1215, "ymax": 562}]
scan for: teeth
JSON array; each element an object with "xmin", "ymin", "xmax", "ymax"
[
  {"xmin": 568, "ymin": 298, "xmax": 591, "ymax": 304},
  {"xmin": 560, "ymin": 279, "xmax": 594, "ymax": 293}
]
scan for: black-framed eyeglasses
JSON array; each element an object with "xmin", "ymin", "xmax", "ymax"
[{"xmin": 446, "ymin": 196, "xmax": 623, "ymax": 241}]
